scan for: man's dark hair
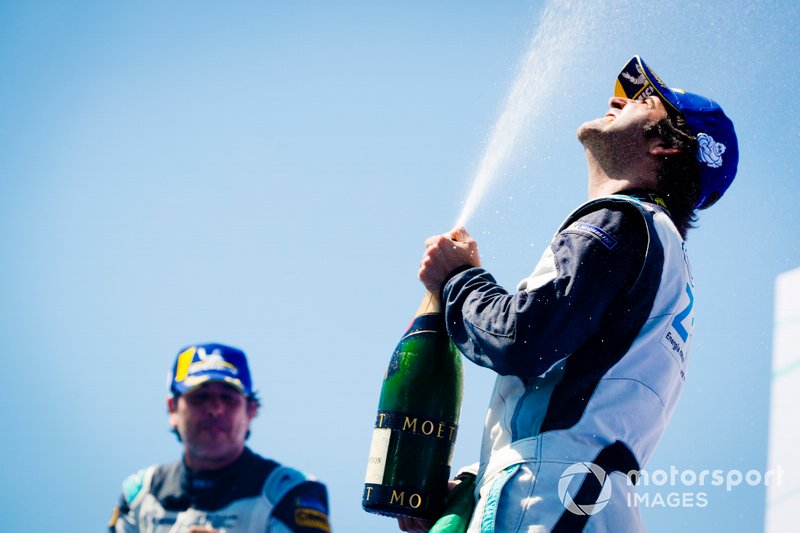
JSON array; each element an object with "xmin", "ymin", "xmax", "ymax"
[{"xmin": 644, "ymin": 111, "xmax": 701, "ymax": 238}]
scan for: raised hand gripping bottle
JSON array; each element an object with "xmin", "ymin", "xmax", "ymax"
[{"xmin": 363, "ymin": 291, "xmax": 464, "ymax": 520}]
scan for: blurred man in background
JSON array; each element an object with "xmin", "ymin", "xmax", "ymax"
[{"xmin": 109, "ymin": 343, "xmax": 331, "ymax": 532}]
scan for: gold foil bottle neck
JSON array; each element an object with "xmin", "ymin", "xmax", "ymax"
[{"xmin": 415, "ymin": 291, "xmax": 442, "ymax": 317}]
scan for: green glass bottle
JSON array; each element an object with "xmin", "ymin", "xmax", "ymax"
[{"xmin": 363, "ymin": 291, "xmax": 464, "ymax": 520}]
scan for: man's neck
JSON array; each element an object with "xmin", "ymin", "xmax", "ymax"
[
  {"xmin": 184, "ymin": 445, "xmax": 246, "ymax": 473},
  {"xmin": 584, "ymin": 148, "xmax": 658, "ymax": 200}
]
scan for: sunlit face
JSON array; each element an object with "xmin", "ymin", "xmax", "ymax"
[
  {"xmin": 168, "ymin": 382, "xmax": 257, "ymax": 470},
  {"xmin": 577, "ymin": 95, "xmax": 670, "ymax": 145}
]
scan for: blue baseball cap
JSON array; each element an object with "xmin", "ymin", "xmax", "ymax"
[
  {"xmin": 614, "ymin": 55, "xmax": 738, "ymax": 209},
  {"xmin": 168, "ymin": 343, "xmax": 253, "ymax": 397}
]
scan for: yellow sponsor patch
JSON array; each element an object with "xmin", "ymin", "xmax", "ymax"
[
  {"xmin": 294, "ymin": 508, "xmax": 330, "ymax": 532},
  {"xmin": 107, "ymin": 506, "xmax": 120, "ymax": 527},
  {"xmin": 174, "ymin": 346, "xmax": 197, "ymax": 382}
]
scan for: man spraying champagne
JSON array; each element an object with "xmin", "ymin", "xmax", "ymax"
[{"xmin": 403, "ymin": 55, "xmax": 738, "ymax": 532}]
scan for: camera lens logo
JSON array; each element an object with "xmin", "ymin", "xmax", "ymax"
[{"xmin": 558, "ymin": 462, "xmax": 612, "ymax": 516}]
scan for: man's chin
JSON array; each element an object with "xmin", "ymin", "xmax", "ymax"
[
  {"xmin": 576, "ymin": 118, "xmax": 606, "ymax": 144},
  {"xmin": 191, "ymin": 444, "xmax": 237, "ymax": 461},
  {"xmin": 194, "ymin": 432, "xmax": 232, "ymax": 450}
]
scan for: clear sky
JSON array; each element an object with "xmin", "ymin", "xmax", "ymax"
[{"xmin": 1, "ymin": 1, "xmax": 798, "ymax": 531}]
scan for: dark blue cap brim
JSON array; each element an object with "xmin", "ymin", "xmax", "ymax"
[
  {"xmin": 614, "ymin": 55, "xmax": 680, "ymax": 112},
  {"xmin": 172, "ymin": 373, "xmax": 248, "ymax": 396}
]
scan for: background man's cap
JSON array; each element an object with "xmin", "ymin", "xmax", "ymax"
[
  {"xmin": 168, "ymin": 343, "xmax": 253, "ymax": 397},
  {"xmin": 614, "ymin": 55, "xmax": 738, "ymax": 209}
]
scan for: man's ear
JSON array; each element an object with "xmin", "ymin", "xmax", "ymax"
[
  {"xmin": 247, "ymin": 399, "xmax": 259, "ymax": 420},
  {"xmin": 167, "ymin": 396, "xmax": 179, "ymax": 429},
  {"xmin": 650, "ymin": 145, "xmax": 681, "ymax": 156}
]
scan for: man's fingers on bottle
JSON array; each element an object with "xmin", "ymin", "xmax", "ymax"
[
  {"xmin": 397, "ymin": 516, "xmax": 433, "ymax": 533},
  {"xmin": 426, "ymin": 233, "xmax": 455, "ymax": 246},
  {"xmin": 397, "ymin": 516, "xmax": 414, "ymax": 531},
  {"xmin": 448, "ymin": 226, "xmax": 469, "ymax": 241}
]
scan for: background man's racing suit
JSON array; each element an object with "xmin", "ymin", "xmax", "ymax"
[{"xmin": 109, "ymin": 447, "xmax": 331, "ymax": 532}]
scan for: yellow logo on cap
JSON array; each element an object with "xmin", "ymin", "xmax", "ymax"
[{"xmin": 174, "ymin": 347, "xmax": 197, "ymax": 383}]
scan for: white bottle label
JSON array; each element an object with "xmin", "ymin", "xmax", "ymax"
[{"xmin": 364, "ymin": 428, "xmax": 391, "ymax": 484}]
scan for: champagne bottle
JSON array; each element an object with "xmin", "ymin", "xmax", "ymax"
[{"xmin": 363, "ymin": 291, "xmax": 464, "ymax": 520}]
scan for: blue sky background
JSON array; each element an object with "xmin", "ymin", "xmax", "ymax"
[{"xmin": 1, "ymin": 1, "xmax": 798, "ymax": 531}]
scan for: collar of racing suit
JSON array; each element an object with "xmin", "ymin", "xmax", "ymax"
[
  {"xmin": 615, "ymin": 188, "xmax": 670, "ymax": 213},
  {"xmin": 158, "ymin": 447, "xmax": 258, "ymax": 511}
]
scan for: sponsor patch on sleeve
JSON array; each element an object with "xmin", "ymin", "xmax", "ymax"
[
  {"xmin": 107, "ymin": 506, "xmax": 120, "ymax": 528},
  {"xmin": 565, "ymin": 222, "xmax": 618, "ymax": 250},
  {"xmin": 294, "ymin": 508, "xmax": 331, "ymax": 532}
]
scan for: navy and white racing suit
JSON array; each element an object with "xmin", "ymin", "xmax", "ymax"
[
  {"xmin": 109, "ymin": 447, "xmax": 331, "ymax": 532},
  {"xmin": 442, "ymin": 192, "xmax": 695, "ymax": 532}
]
